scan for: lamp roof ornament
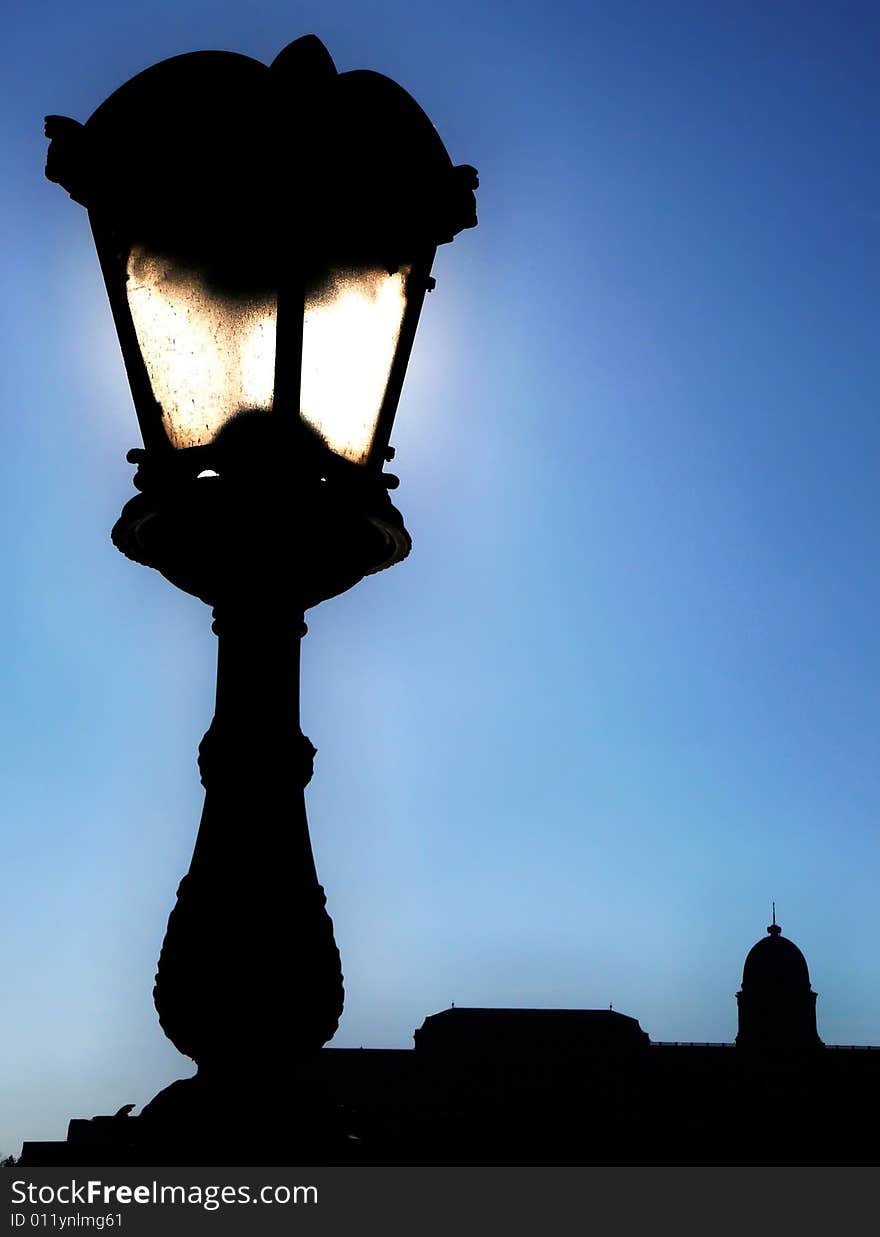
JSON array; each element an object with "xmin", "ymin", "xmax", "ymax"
[{"xmin": 45, "ymin": 35, "xmax": 478, "ymax": 258}]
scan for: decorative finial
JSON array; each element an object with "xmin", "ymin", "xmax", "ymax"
[{"xmin": 768, "ymin": 901, "xmax": 781, "ymax": 936}]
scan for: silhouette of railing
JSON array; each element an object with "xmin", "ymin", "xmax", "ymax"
[
  {"xmin": 650, "ymin": 1042, "xmax": 735, "ymax": 1048},
  {"xmin": 650, "ymin": 1041, "xmax": 880, "ymax": 1051}
]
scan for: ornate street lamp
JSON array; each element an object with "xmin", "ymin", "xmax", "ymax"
[{"xmin": 46, "ymin": 35, "xmax": 476, "ymax": 1149}]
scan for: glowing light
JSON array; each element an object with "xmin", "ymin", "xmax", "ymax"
[
  {"xmin": 301, "ymin": 267, "xmax": 409, "ymax": 464},
  {"xmin": 126, "ymin": 248, "xmax": 276, "ymax": 448},
  {"xmin": 125, "ymin": 251, "xmax": 410, "ymax": 463}
]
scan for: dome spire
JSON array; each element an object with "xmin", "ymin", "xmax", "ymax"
[{"xmin": 768, "ymin": 901, "xmax": 781, "ymax": 937}]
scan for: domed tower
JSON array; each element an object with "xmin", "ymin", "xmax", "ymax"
[{"xmin": 736, "ymin": 907, "xmax": 822, "ymax": 1054}]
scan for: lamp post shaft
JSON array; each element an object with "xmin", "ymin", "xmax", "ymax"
[{"xmin": 153, "ymin": 603, "xmax": 344, "ymax": 1074}]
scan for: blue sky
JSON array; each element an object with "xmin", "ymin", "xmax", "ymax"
[{"xmin": 2, "ymin": 0, "xmax": 880, "ymax": 1155}]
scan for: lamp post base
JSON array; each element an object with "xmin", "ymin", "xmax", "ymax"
[{"xmin": 137, "ymin": 1062, "xmax": 345, "ymax": 1159}]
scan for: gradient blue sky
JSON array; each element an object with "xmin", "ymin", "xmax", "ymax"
[{"xmin": 3, "ymin": 0, "xmax": 879, "ymax": 1156}]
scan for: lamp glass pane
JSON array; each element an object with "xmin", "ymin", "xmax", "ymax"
[
  {"xmin": 300, "ymin": 264, "xmax": 410, "ymax": 465},
  {"xmin": 126, "ymin": 246, "xmax": 277, "ymax": 449}
]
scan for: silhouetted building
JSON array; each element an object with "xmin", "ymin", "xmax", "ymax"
[
  {"xmin": 415, "ymin": 1007, "xmax": 650, "ymax": 1058},
  {"xmin": 736, "ymin": 909, "xmax": 822, "ymax": 1054},
  {"xmin": 18, "ymin": 913, "xmax": 880, "ymax": 1166}
]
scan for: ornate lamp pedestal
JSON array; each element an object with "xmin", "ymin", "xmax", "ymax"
[{"xmin": 110, "ymin": 461, "xmax": 410, "ymax": 1152}]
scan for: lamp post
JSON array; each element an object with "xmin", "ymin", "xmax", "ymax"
[{"xmin": 45, "ymin": 34, "xmax": 476, "ymax": 1147}]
